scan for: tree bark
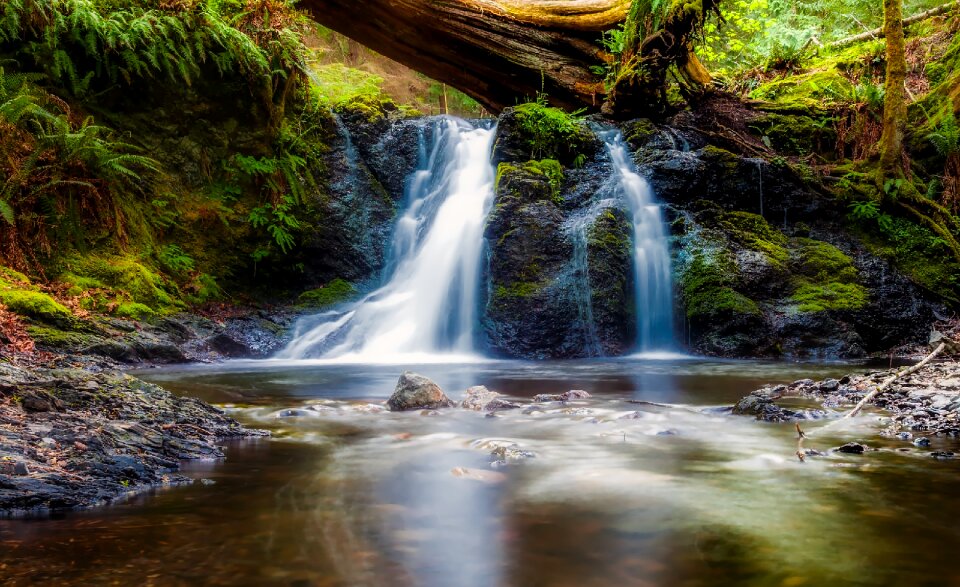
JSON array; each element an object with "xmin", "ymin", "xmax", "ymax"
[
  {"xmin": 299, "ymin": 0, "xmax": 713, "ymax": 115},
  {"xmin": 879, "ymin": 0, "xmax": 907, "ymax": 174}
]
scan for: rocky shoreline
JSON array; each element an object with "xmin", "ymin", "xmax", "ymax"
[
  {"xmin": 0, "ymin": 353, "xmax": 267, "ymax": 516},
  {"xmin": 733, "ymin": 358, "xmax": 960, "ymax": 454}
]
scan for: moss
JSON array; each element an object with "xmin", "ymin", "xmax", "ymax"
[
  {"xmin": 791, "ymin": 238, "xmax": 858, "ymax": 282},
  {"xmin": 0, "ymin": 289, "xmax": 71, "ymax": 322},
  {"xmin": 334, "ymin": 93, "xmax": 397, "ymax": 124},
  {"xmin": 0, "ymin": 267, "xmax": 31, "ymax": 286},
  {"xmin": 718, "ymin": 211, "xmax": 790, "ymax": 269},
  {"xmin": 750, "ymin": 112, "xmax": 836, "ymax": 156},
  {"xmin": 114, "ymin": 302, "xmax": 157, "ymax": 320},
  {"xmin": 27, "ymin": 326, "xmax": 93, "ymax": 350},
  {"xmin": 750, "ymin": 69, "xmax": 854, "ymax": 110},
  {"xmin": 622, "ymin": 118, "xmax": 658, "ymax": 149},
  {"xmin": 495, "ymin": 161, "xmax": 564, "ymax": 204},
  {"xmin": 679, "ymin": 253, "xmax": 760, "ymax": 319},
  {"xmin": 791, "ymin": 282, "xmax": 868, "ymax": 312},
  {"xmin": 63, "ymin": 256, "xmax": 181, "ymax": 313},
  {"xmin": 298, "ymin": 278, "xmax": 357, "ymax": 309},
  {"xmin": 788, "ymin": 238, "xmax": 868, "ymax": 313},
  {"xmin": 493, "ymin": 281, "xmax": 545, "ymax": 301}
]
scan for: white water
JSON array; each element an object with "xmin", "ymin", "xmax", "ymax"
[
  {"xmin": 601, "ymin": 131, "xmax": 675, "ymax": 351},
  {"xmin": 279, "ymin": 118, "xmax": 497, "ymax": 361}
]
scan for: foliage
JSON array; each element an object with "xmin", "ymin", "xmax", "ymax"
[
  {"xmin": 513, "ymin": 95, "xmax": 588, "ymax": 163},
  {"xmin": 0, "ymin": 0, "xmax": 307, "ymax": 95}
]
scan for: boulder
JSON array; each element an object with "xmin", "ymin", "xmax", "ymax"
[
  {"xmin": 387, "ymin": 372, "xmax": 454, "ymax": 411},
  {"xmin": 460, "ymin": 386, "xmax": 520, "ymax": 411}
]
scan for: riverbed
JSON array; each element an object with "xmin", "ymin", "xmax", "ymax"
[{"xmin": 2, "ymin": 357, "xmax": 959, "ymax": 586}]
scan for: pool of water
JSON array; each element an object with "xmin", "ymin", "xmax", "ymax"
[{"xmin": 2, "ymin": 357, "xmax": 959, "ymax": 586}]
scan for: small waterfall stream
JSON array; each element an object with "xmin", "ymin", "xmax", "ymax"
[
  {"xmin": 600, "ymin": 131, "xmax": 675, "ymax": 351},
  {"xmin": 279, "ymin": 117, "xmax": 497, "ymax": 360}
]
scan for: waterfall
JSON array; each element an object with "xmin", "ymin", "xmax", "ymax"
[
  {"xmin": 278, "ymin": 117, "xmax": 497, "ymax": 361},
  {"xmin": 600, "ymin": 131, "xmax": 675, "ymax": 351}
]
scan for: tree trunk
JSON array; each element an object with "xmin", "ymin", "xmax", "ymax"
[
  {"xmin": 299, "ymin": 0, "xmax": 713, "ymax": 116},
  {"xmin": 879, "ymin": 0, "xmax": 907, "ymax": 174}
]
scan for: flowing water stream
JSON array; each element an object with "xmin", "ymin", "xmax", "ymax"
[
  {"xmin": 279, "ymin": 117, "xmax": 496, "ymax": 362},
  {"xmin": 3, "ymin": 358, "xmax": 959, "ymax": 586},
  {"xmin": 599, "ymin": 131, "xmax": 675, "ymax": 351}
]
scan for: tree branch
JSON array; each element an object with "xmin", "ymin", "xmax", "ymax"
[{"xmin": 829, "ymin": 1, "xmax": 960, "ymax": 49}]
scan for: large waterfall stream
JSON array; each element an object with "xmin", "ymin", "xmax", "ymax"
[
  {"xmin": 600, "ymin": 130, "xmax": 675, "ymax": 352},
  {"xmin": 279, "ymin": 118, "xmax": 496, "ymax": 361}
]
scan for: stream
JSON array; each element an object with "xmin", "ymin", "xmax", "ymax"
[{"xmin": 2, "ymin": 357, "xmax": 959, "ymax": 586}]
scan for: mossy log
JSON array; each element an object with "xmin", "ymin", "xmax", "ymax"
[{"xmin": 300, "ymin": 0, "xmax": 713, "ymax": 116}]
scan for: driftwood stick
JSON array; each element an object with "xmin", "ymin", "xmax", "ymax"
[
  {"xmin": 828, "ymin": 1, "xmax": 960, "ymax": 49},
  {"xmin": 795, "ymin": 423, "xmax": 806, "ymax": 462},
  {"xmin": 842, "ymin": 342, "xmax": 947, "ymax": 419}
]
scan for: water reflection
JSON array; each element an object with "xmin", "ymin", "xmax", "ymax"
[{"xmin": 3, "ymin": 359, "xmax": 960, "ymax": 586}]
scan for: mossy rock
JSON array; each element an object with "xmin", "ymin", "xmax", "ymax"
[
  {"xmin": 27, "ymin": 326, "xmax": 95, "ymax": 351},
  {"xmin": 750, "ymin": 69, "xmax": 854, "ymax": 110},
  {"xmin": 61, "ymin": 256, "xmax": 182, "ymax": 314},
  {"xmin": 750, "ymin": 112, "xmax": 836, "ymax": 156},
  {"xmin": 791, "ymin": 282, "xmax": 868, "ymax": 313},
  {"xmin": 496, "ymin": 160, "xmax": 564, "ymax": 204},
  {"xmin": 334, "ymin": 93, "xmax": 398, "ymax": 124},
  {"xmin": 298, "ymin": 278, "xmax": 357, "ymax": 309},
  {"xmin": 717, "ymin": 211, "xmax": 790, "ymax": 269},
  {"xmin": 509, "ymin": 102, "xmax": 595, "ymax": 165},
  {"xmin": 0, "ymin": 289, "xmax": 72, "ymax": 323},
  {"xmin": 679, "ymin": 252, "xmax": 760, "ymax": 319}
]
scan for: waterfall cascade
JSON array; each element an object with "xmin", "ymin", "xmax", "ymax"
[
  {"xmin": 600, "ymin": 131, "xmax": 675, "ymax": 351},
  {"xmin": 279, "ymin": 118, "xmax": 496, "ymax": 361}
]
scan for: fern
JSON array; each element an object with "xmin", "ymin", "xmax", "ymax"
[{"xmin": 928, "ymin": 112, "xmax": 960, "ymax": 158}]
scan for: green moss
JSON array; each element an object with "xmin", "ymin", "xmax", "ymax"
[
  {"xmin": 63, "ymin": 256, "xmax": 180, "ymax": 312},
  {"xmin": 791, "ymin": 282, "xmax": 868, "ymax": 312},
  {"xmin": 512, "ymin": 100, "xmax": 590, "ymax": 163},
  {"xmin": 495, "ymin": 161, "xmax": 564, "ymax": 204},
  {"xmin": 27, "ymin": 326, "xmax": 92, "ymax": 350},
  {"xmin": 114, "ymin": 302, "xmax": 157, "ymax": 320},
  {"xmin": 679, "ymin": 253, "xmax": 760, "ymax": 319},
  {"xmin": 298, "ymin": 278, "xmax": 357, "ymax": 309},
  {"xmin": 0, "ymin": 267, "xmax": 31, "ymax": 286},
  {"xmin": 334, "ymin": 93, "xmax": 397, "ymax": 124},
  {"xmin": 718, "ymin": 211, "xmax": 790, "ymax": 269},
  {"xmin": 493, "ymin": 281, "xmax": 545, "ymax": 301},
  {"xmin": 750, "ymin": 69, "xmax": 854, "ymax": 110},
  {"xmin": 0, "ymin": 289, "xmax": 71, "ymax": 322},
  {"xmin": 750, "ymin": 112, "xmax": 836, "ymax": 156},
  {"xmin": 621, "ymin": 118, "xmax": 658, "ymax": 149},
  {"xmin": 788, "ymin": 238, "xmax": 868, "ymax": 313}
]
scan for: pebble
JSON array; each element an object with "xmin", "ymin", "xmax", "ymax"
[
  {"xmin": 896, "ymin": 431, "xmax": 913, "ymax": 440},
  {"xmin": 13, "ymin": 461, "xmax": 30, "ymax": 476},
  {"xmin": 931, "ymin": 451, "xmax": 955, "ymax": 460},
  {"xmin": 819, "ymin": 379, "xmax": 840, "ymax": 392},
  {"xmin": 913, "ymin": 437, "xmax": 931, "ymax": 448}
]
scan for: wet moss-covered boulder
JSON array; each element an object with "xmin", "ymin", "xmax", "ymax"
[{"xmin": 482, "ymin": 163, "xmax": 576, "ymax": 358}]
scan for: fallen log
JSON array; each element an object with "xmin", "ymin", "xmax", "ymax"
[
  {"xmin": 842, "ymin": 342, "xmax": 947, "ymax": 419},
  {"xmin": 828, "ymin": 1, "xmax": 960, "ymax": 49}
]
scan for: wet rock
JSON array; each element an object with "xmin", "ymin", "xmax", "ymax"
[
  {"xmin": 461, "ymin": 386, "xmax": 521, "ymax": 412},
  {"xmin": 819, "ymin": 379, "xmax": 840, "ymax": 392},
  {"xmin": 837, "ymin": 443, "xmax": 866, "ymax": 454},
  {"xmin": 913, "ymin": 437, "xmax": 931, "ymax": 448},
  {"xmin": 273, "ymin": 409, "xmax": 316, "ymax": 419},
  {"xmin": 532, "ymin": 390, "xmax": 592, "ymax": 403},
  {"xmin": 13, "ymin": 462, "xmax": 29, "ymax": 476},
  {"xmin": 386, "ymin": 372, "xmax": 454, "ymax": 412},
  {"xmin": 791, "ymin": 379, "xmax": 814, "ymax": 388},
  {"xmin": 931, "ymin": 451, "xmax": 955, "ymax": 460},
  {"xmin": 896, "ymin": 432, "xmax": 913, "ymax": 440}
]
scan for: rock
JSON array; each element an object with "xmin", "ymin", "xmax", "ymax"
[
  {"xmin": 896, "ymin": 431, "xmax": 913, "ymax": 440},
  {"xmin": 913, "ymin": 437, "xmax": 931, "ymax": 448},
  {"xmin": 532, "ymin": 390, "xmax": 592, "ymax": 403},
  {"xmin": 837, "ymin": 443, "xmax": 866, "ymax": 454},
  {"xmin": 386, "ymin": 372, "xmax": 454, "ymax": 411},
  {"xmin": 273, "ymin": 408, "xmax": 316, "ymax": 418},
  {"xmin": 13, "ymin": 462, "xmax": 29, "ymax": 476},
  {"xmin": 931, "ymin": 451, "xmax": 955, "ymax": 460},
  {"xmin": 461, "ymin": 386, "xmax": 520, "ymax": 411},
  {"xmin": 819, "ymin": 379, "xmax": 840, "ymax": 392},
  {"xmin": 791, "ymin": 379, "xmax": 815, "ymax": 388}
]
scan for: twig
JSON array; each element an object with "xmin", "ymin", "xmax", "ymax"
[
  {"xmin": 795, "ymin": 423, "xmax": 806, "ymax": 462},
  {"xmin": 843, "ymin": 342, "xmax": 947, "ymax": 419}
]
